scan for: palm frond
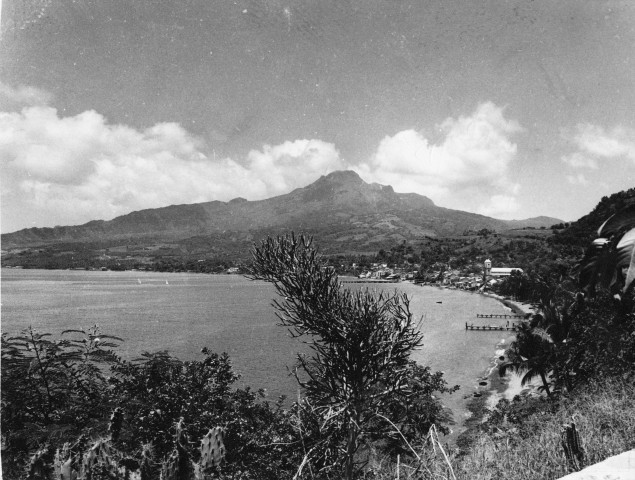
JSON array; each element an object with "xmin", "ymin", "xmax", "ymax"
[
  {"xmin": 498, "ymin": 361, "xmax": 520, "ymax": 378},
  {"xmin": 616, "ymin": 228, "xmax": 635, "ymax": 293},
  {"xmin": 530, "ymin": 327, "xmax": 554, "ymax": 344},
  {"xmin": 597, "ymin": 208, "xmax": 635, "ymax": 238},
  {"xmin": 520, "ymin": 369, "xmax": 537, "ymax": 387},
  {"xmin": 579, "ymin": 209, "xmax": 635, "ymax": 295},
  {"xmin": 624, "ymin": 249, "xmax": 635, "ymax": 294}
]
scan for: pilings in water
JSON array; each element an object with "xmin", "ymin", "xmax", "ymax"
[
  {"xmin": 476, "ymin": 313, "xmax": 525, "ymax": 319},
  {"xmin": 339, "ymin": 279, "xmax": 399, "ymax": 284},
  {"xmin": 465, "ymin": 323, "xmax": 517, "ymax": 331}
]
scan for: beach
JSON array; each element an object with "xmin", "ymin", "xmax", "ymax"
[
  {"xmin": 453, "ymin": 293, "xmax": 537, "ymax": 447},
  {"xmin": 485, "ymin": 294, "xmax": 537, "ymax": 406}
]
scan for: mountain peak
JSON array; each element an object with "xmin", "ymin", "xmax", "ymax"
[
  {"xmin": 1, "ymin": 168, "xmax": 562, "ymax": 253},
  {"xmin": 294, "ymin": 170, "xmax": 395, "ymax": 206},
  {"xmin": 319, "ymin": 170, "xmax": 365, "ymax": 185},
  {"xmin": 314, "ymin": 170, "xmax": 394, "ymax": 193}
]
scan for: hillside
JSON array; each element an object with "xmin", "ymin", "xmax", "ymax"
[
  {"xmin": 1, "ymin": 170, "xmax": 562, "ymax": 267},
  {"xmin": 553, "ymin": 187, "xmax": 635, "ymax": 249}
]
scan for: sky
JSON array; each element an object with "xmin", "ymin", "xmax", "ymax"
[{"xmin": 1, "ymin": 0, "xmax": 635, "ymax": 233}]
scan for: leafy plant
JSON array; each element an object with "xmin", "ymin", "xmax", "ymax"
[
  {"xmin": 1, "ymin": 326, "xmax": 122, "ymax": 478},
  {"xmin": 499, "ymin": 321, "xmax": 554, "ymax": 397},
  {"xmin": 578, "ymin": 207, "xmax": 635, "ymax": 299},
  {"xmin": 108, "ymin": 348, "xmax": 300, "ymax": 479},
  {"xmin": 250, "ymin": 233, "xmax": 454, "ymax": 479},
  {"xmin": 3, "ymin": 330, "xmax": 300, "ymax": 479}
]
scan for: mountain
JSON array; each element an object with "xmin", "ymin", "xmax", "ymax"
[{"xmin": 1, "ymin": 171, "xmax": 562, "ymax": 260}]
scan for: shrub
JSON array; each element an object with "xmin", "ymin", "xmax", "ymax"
[
  {"xmin": 1, "ymin": 326, "xmax": 121, "ymax": 477},
  {"xmin": 250, "ymin": 233, "xmax": 455, "ymax": 479},
  {"xmin": 109, "ymin": 349, "xmax": 301, "ymax": 479}
]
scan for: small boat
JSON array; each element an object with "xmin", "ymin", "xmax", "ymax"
[
  {"xmin": 165, "ymin": 280, "xmax": 169, "ymax": 285},
  {"xmin": 436, "ymin": 301, "xmax": 443, "ymax": 304}
]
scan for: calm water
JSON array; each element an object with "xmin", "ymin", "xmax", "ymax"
[{"xmin": 1, "ymin": 269, "xmax": 513, "ymax": 431}]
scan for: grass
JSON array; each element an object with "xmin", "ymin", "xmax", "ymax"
[{"xmin": 366, "ymin": 378, "xmax": 635, "ymax": 479}]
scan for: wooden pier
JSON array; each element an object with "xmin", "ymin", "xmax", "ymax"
[
  {"xmin": 340, "ymin": 279, "xmax": 399, "ymax": 284},
  {"xmin": 476, "ymin": 313, "xmax": 525, "ymax": 319},
  {"xmin": 466, "ymin": 323, "xmax": 517, "ymax": 331}
]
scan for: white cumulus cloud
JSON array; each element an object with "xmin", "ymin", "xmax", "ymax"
[
  {"xmin": 0, "ymin": 106, "xmax": 344, "ymax": 232},
  {"xmin": 0, "ymin": 82, "xmax": 53, "ymax": 109},
  {"xmin": 355, "ymin": 102, "xmax": 522, "ymax": 218},
  {"xmin": 1, "ymin": 94, "xmax": 528, "ymax": 232},
  {"xmin": 562, "ymin": 123, "xmax": 635, "ymax": 169}
]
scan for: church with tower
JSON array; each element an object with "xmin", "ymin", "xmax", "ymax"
[{"xmin": 484, "ymin": 259, "xmax": 523, "ymax": 278}]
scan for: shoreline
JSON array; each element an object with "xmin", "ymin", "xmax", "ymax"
[
  {"xmin": 455, "ymin": 293, "xmax": 536, "ymax": 449},
  {"xmin": 5, "ymin": 270, "xmax": 534, "ymax": 446},
  {"xmin": 407, "ymin": 284, "xmax": 536, "ymax": 446}
]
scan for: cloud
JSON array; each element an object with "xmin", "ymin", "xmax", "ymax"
[
  {"xmin": 245, "ymin": 139, "xmax": 344, "ymax": 195},
  {"xmin": 0, "ymin": 106, "xmax": 344, "ymax": 232},
  {"xmin": 561, "ymin": 152, "xmax": 598, "ymax": 170},
  {"xmin": 0, "ymin": 82, "xmax": 53, "ymax": 109},
  {"xmin": 1, "ymin": 99, "xmax": 526, "ymax": 231},
  {"xmin": 574, "ymin": 124, "xmax": 635, "ymax": 161},
  {"xmin": 355, "ymin": 102, "xmax": 522, "ymax": 218},
  {"xmin": 566, "ymin": 173, "xmax": 590, "ymax": 186},
  {"xmin": 477, "ymin": 195, "xmax": 521, "ymax": 218},
  {"xmin": 562, "ymin": 123, "xmax": 635, "ymax": 169}
]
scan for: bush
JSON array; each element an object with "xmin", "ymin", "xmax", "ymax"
[
  {"xmin": 109, "ymin": 349, "xmax": 301, "ymax": 479},
  {"xmin": 250, "ymin": 234, "xmax": 455, "ymax": 478},
  {"xmin": 2, "ymin": 329, "xmax": 300, "ymax": 479},
  {"xmin": 1, "ymin": 326, "xmax": 121, "ymax": 478}
]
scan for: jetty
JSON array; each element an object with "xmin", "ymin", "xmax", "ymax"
[
  {"xmin": 476, "ymin": 313, "xmax": 525, "ymax": 319},
  {"xmin": 340, "ymin": 279, "xmax": 399, "ymax": 284},
  {"xmin": 466, "ymin": 322, "xmax": 517, "ymax": 331}
]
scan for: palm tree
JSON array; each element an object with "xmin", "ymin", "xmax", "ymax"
[
  {"xmin": 500, "ymin": 207, "xmax": 635, "ymax": 397},
  {"xmin": 499, "ymin": 321, "xmax": 554, "ymax": 397}
]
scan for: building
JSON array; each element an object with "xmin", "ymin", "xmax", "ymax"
[{"xmin": 484, "ymin": 259, "xmax": 523, "ymax": 277}]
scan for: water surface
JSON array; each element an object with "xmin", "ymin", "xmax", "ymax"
[{"xmin": 1, "ymin": 269, "xmax": 513, "ymax": 431}]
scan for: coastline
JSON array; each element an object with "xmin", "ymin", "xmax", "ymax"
[
  {"xmin": 482, "ymin": 293, "xmax": 538, "ymax": 405},
  {"xmin": 400, "ymin": 282, "xmax": 537, "ymax": 446},
  {"xmin": 455, "ymin": 293, "xmax": 536, "ymax": 449},
  {"xmin": 4, "ymin": 270, "xmax": 535, "ymax": 446}
]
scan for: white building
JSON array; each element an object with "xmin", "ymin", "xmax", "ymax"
[{"xmin": 484, "ymin": 259, "xmax": 523, "ymax": 277}]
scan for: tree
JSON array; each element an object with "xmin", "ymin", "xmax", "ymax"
[
  {"xmin": 499, "ymin": 320, "xmax": 554, "ymax": 396},
  {"xmin": 498, "ymin": 273, "xmax": 582, "ymax": 397},
  {"xmin": 250, "ymin": 234, "xmax": 453, "ymax": 479}
]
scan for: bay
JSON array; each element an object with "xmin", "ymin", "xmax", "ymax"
[{"xmin": 1, "ymin": 269, "xmax": 514, "ymax": 433}]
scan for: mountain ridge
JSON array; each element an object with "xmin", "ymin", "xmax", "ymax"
[{"xmin": 1, "ymin": 171, "xmax": 562, "ymax": 253}]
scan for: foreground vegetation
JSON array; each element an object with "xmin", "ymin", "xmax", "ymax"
[
  {"xmin": 2, "ymin": 235, "xmax": 456, "ymax": 479},
  {"xmin": 2, "ymin": 191, "xmax": 635, "ymax": 479},
  {"xmin": 378, "ymin": 379, "xmax": 635, "ymax": 480},
  {"xmin": 369, "ymin": 202, "xmax": 635, "ymax": 479}
]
